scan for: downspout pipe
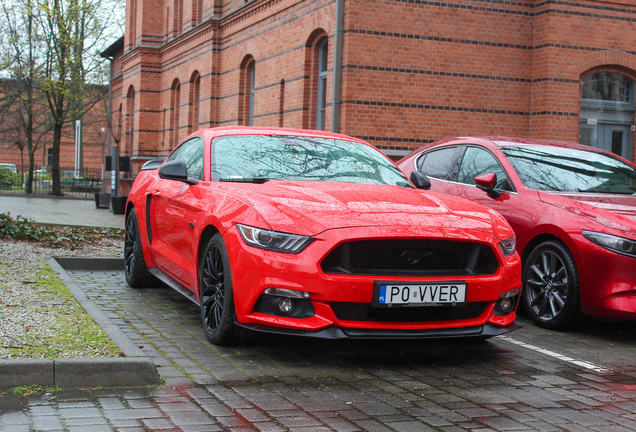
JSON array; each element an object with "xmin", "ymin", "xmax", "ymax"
[{"xmin": 331, "ymin": 0, "xmax": 344, "ymax": 133}]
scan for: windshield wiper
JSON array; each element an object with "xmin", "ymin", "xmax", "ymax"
[{"xmin": 220, "ymin": 177, "xmax": 271, "ymax": 184}]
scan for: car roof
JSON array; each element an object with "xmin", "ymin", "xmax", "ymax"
[
  {"xmin": 399, "ymin": 135, "xmax": 631, "ymax": 165},
  {"xmin": 468, "ymin": 136, "xmax": 607, "ymax": 153}
]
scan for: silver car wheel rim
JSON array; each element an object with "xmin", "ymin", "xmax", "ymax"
[{"xmin": 525, "ymin": 250, "xmax": 569, "ymax": 322}]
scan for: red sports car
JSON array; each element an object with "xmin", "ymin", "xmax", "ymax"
[
  {"xmin": 398, "ymin": 137, "xmax": 636, "ymax": 330},
  {"xmin": 124, "ymin": 127, "xmax": 521, "ymax": 345}
]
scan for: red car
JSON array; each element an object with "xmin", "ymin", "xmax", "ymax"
[
  {"xmin": 124, "ymin": 127, "xmax": 521, "ymax": 345},
  {"xmin": 398, "ymin": 137, "xmax": 636, "ymax": 330}
]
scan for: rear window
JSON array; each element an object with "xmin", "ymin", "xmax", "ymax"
[{"xmin": 416, "ymin": 147, "xmax": 462, "ymax": 181}]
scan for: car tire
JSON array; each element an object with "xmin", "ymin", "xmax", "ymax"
[
  {"xmin": 199, "ymin": 233, "xmax": 254, "ymax": 346},
  {"xmin": 124, "ymin": 208, "xmax": 157, "ymax": 288},
  {"xmin": 522, "ymin": 240, "xmax": 582, "ymax": 330}
]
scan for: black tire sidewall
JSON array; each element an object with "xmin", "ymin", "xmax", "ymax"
[
  {"xmin": 125, "ymin": 208, "xmax": 145, "ymax": 286},
  {"xmin": 200, "ymin": 233, "xmax": 237, "ymax": 345},
  {"xmin": 522, "ymin": 240, "xmax": 581, "ymax": 330}
]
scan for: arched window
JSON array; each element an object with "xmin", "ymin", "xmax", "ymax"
[
  {"xmin": 239, "ymin": 56, "xmax": 255, "ymax": 126},
  {"xmin": 582, "ymin": 72, "xmax": 633, "ymax": 103},
  {"xmin": 316, "ymin": 38, "xmax": 328, "ymax": 131},
  {"xmin": 580, "ymin": 71, "xmax": 635, "ymax": 161},
  {"xmin": 302, "ymin": 30, "xmax": 329, "ymax": 130},
  {"xmin": 171, "ymin": 79, "xmax": 181, "ymax": 147},
  {"xmin": 189, "ymin": 72, "xmax": 201, "ymax": 133}
]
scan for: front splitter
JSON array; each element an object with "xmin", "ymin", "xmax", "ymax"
[{"xmin": 237, "ymin": 321, "xmax": 522, "ymax": 340}]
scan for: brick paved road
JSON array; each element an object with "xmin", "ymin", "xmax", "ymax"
[{"xmin": 2, "ymin": 269, "xmax": 636, "ymax": 431}]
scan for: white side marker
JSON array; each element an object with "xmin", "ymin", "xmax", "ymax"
[{"xmin": 499, "ymin": 336, "xmax": 612, "ymax": 374}]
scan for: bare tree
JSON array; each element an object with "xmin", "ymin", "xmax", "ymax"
[
  {"xmin": 0, "ymin": 0, "xmax": 53, "ymax": 193},
  {"xmin": 1, "ymin": 0, "xmax": 123, "ymax": 195}
]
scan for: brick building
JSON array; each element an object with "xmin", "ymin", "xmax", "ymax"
[{"xmin": 102, "ymin": 0, "xmax": 636, "ymax": 195}]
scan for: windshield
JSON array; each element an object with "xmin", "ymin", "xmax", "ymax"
[
  {"xmin": 211, "ymin": 135, "xmax": 412, "ymax": 187},
  {"xmin": 501, "ymin": 145, "xmax": 636, "ymax": 194}
]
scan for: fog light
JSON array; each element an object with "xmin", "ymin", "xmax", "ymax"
[
  {"xmin": 277, "ymin": 298, "xmax": 293, "ymax": 314},
  {"xmin": 499, "ymin": 297, "xmax": 514, "ymax": 313}
]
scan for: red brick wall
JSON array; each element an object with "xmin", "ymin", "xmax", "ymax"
[{"xmin": 108, "ymin": 0, "xmax": 636, "ymax": 195}]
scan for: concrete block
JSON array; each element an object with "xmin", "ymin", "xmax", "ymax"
[
  {"xmin": 0, "ymin": 359, "xmax": 55, "ymax": 390},
  {"xmin": 55, "ymin": 357, "xmax": 160, "ymax": 388}
]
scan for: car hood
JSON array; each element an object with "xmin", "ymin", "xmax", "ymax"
[
  {"xmin": 539, "ymin": 191, "xmax": 636, "ymax": 231},
  {"xmin": 232, "ymin": 181, "xmax": 506, "ymax": 238}
]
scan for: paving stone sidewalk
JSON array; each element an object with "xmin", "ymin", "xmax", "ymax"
[
  {"xmin": 0, "ymin": 196, "xmax": 124, "ymax": 229},
  {"xmin": 3, "ymin": 268, "xmax": 636, "ymax": 431}
]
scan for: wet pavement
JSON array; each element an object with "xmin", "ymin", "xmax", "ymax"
[{"xmin": 2, "ymin": 267, "xmax": 636, "ymax": 431}]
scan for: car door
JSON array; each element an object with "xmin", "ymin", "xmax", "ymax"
[
  {"xmin": 444, "ymin": 145, "xmax": 524, "ymax": 235},
  {"xmin": 150, "ymin": 136, "xmax": 206, "ymax": 289},
  {"xmin": 414, "ymin": 146, "xmax": 464, "ymax": 194}
]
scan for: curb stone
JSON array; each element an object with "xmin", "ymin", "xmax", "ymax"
[{"xmin": 0, "ymin": 258, "xmax": 160, "ymax": 390}]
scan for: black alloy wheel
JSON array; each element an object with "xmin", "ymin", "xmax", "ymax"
[
  {"xmin": 199, "ymin": 234, "xmax": 253, "ymax": 345},
  {"xmin": 522, "ymin": 240, "xmax": 582, "ymax": 330},
  {"xmin": 124, "ymin": 208, "xmax": 156, "ymax": 288}
]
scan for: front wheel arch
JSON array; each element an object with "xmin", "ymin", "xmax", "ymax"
[
  {"xmin": 196, "ymin": 225, "xmax": 221, "ymax": 299},
  {"xmin": 198, "ymin": 232, "xmax": 254, "ymax": 345},
  {"xmin": 520, "ymin": 233, "xmax": 562, "ymax": 265}
]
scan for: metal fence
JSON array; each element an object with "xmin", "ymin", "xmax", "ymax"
[{"xmin": 0, "ymin": 165, "xmax": 105, "ymax": 199}]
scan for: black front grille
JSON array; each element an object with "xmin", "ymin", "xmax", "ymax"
[
  {"xmin": 331, "ymin": 302, "xmax": 488, "ymax": 322},
  {"xmin": 321, "ymin": 239, "xmax": 498, "ymax": 276}
]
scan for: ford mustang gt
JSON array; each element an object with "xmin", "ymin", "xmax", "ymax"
[
  {"xmin": 398, "ymin": 137, "xmax": 636, "ymax": 330},
  {"xmin": 124, "ymin": 127, "xmax": 521, "ymax": 345}
]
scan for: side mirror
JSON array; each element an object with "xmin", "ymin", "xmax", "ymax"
[
  {"xmin": 158, "ymin": 160, "xmax": 198, "ymax": 185},
  {"xmin": 474, "ymin": 173, "xmax": 501, "ymax": 198},
  {"xmin": 410, "ymin": 170, "xmax": 431, "ymax": 190}
]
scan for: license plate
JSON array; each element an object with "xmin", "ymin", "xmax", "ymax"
[{"xmin": 376, "ymin": 282, "xmax": 467, "ymax": 306}]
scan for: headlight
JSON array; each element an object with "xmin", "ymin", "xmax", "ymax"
[
  {"xmin": 237, "ymin": 224, "xmax": 313, "ymax": 254},
  {"xmin": 582, "ymin": 230, "xmax": 636, "ymax": 258},
  {"xmin": 498, "ymin": 235, "xmax": 516, "ymax": 257}
]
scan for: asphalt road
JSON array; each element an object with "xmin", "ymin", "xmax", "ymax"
[{"xmin": 2, "ymin": 268, "xmax": 636, "ymax": 431}]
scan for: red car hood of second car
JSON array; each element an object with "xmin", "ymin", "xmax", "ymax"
[
  {"xmin": 232, "ymin": 181, "xmax": 502, "ymax": 237},
  {"xmin": 539, "ymin": 191, "xmax": 636, "ymax": 230}
]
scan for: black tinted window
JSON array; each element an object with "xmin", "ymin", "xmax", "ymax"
[
  {"xmin": 416, "ymin": 147, "xmax": 462, "ymax": 181},
  {"xmin": 502, "ymin": 145, "xmax": 636, "ymax": 194},
  {"xmin": 458, "ymin": 147, "xmax": 510, "ymax": 190}
]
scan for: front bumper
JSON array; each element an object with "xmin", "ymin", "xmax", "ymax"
[
  {"xmin": 238, "ymin": 321, "xmax": 522, "ymax": 339},
  {"xmin": 225, "ymin": 225, "xmax": 522, "ymax": 333},
  {"xmin": 579, "ymin": 242, "xmax": 636, "ymax": 320}
]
